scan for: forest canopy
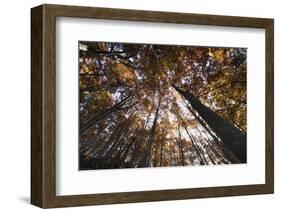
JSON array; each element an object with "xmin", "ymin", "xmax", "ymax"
[{"xmin": 79, "ymin": 41, "xmax": 247, "ymax": 170}]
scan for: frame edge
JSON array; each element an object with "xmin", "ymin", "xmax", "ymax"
[
  {"xmin": 31, "ymin": 4, "xmax": 275, "ymax": 208},
  {"xmin": 265, "ymin": 18, "xmax": 274, "ymax": 194},
  {"xmin": 31, "ymin": 5, "xmax": 44, "ymax": 208}
]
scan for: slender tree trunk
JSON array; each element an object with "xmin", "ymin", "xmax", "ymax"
[
  {"xmin": 80, "ymin": 95, "xmax": 132, "ymax": 134},
  {"xmin": 101, "ymin": 112, "xmax": 136, "ymax": 167},
  {"xmin": 128, "ymin": 135, "xmax": 142, "ymax": 167},
  {"xmin": 114, "ymin": 127, "xmax": 139, "ymax": 165},
  {"xmin": 128, "ymin": 113, "xmax": 151, "ymax": 166},
  {"xmin": 170, "ymin": 144, "xmax": 176, "ymax": 166},
  {"xmin": 191, "ymin": 122, "xmax": 216, "ymax": 164},
  {"xmin": 175, "ymin": 113, "xmax": 205, "ymax": 165},
  {"xmin": 173, "ymin": 85, "xmax": 246, "ymax": 163},
  {"xmin": 139, "ymin": 97, "xmax": 161, "ymax": 167},
  {"xmin": 183, "ymin": 122, "xmax": 205, "ymax": 165},
  {"xmin": 120, "ymin": 137, "xmax": 136, "ymax": 167},
  {"xmin": 80, "ymin": 122, "xmax": 111, "ymax": 157},
  {"xmin": 201, "ymin": 128, "xmax": 228, "ymax": 164},
  {"xmin": 176, "ymin": 124, "xmax": 185, "ymax": 166},
  {"xmin": 160, "ymin": 140, "xmax": 164, "ymax": 166},
  {"xmin": 91, "ymin": 123, "xmax": 122, "ymax": 159}
]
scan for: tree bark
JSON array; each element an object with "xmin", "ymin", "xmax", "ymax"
[
  {"xmin": 186, "ymin": 103, "xmax": 239, "ymax": 163},
  {"xmin": 173, "ymin": 85, "xmax": 246, "ymax": 163}
]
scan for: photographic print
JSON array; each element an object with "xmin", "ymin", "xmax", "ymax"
[{"xmin": 79, "ymin": 41, "xmax": 247, "ymax": 170}]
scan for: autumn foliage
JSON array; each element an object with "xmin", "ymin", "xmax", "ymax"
[{"xmin": 79, "ymin": 42, "xmax": 247, "ymax": 170}]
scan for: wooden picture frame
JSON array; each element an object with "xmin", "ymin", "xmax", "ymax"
[{"xmin": 31, "ymin": 4, "xmax": 274, "ymax": 208}]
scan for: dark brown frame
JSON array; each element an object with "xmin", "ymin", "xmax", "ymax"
[{"xmin": 31, "ymin": 4, "xmax": 274, "ymax": 208}]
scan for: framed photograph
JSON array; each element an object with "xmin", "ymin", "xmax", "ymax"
[{"xmin": 31, "ymin": 4, "xmax": 274, "ymax": 208}]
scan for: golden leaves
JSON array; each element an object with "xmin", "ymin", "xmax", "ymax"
[
  {"xmin": 80, "ymin": 64, "xmax": 96, "ymax": 74},
  {"xmin": 113, "ymin": 62, "xmax": 137, "ymax": 83},
  {"xmin": 214, "ymin": 50, "xmax": 224, "ymax": 62},
  {"xmin": 209, "ymin": 48, "xmax": 225, "ymax": 62}
]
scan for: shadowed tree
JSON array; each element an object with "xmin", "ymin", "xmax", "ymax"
[{"xmin": 173, "ymin": 85, "xmax": 246, "ymax": 163}]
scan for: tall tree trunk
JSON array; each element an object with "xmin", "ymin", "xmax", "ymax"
[
  {"xmin": 176, "ymin": 124, "xmax": 185, "ymax": 166},
  {"xmin": 191, "ymin": 121, "xmax": 216, "ymax": 165},
  {"xmin": 139, "ymin": 97, "xmax": 161, "ymax": 167},
  {"xmin": 170, "ymin": 145, "xmax": 176, "ymax": 166},
  {"xmin": 173, "ymin": 85, "xmax": 246, "ymax": 163},
  {"xmin": 101, "ymin": 112, "xmax": 136, "ymax": 167},
  {"xmin": 186, "ymin": 103, "xmax": 239, "ymax": 163},
  {"xmin": 80, "ymin": 122, "xmax": 111, "ymax": 157},
  {"xmin": 127, "ymin": 132, "xmax": 144, "ymax": 167},
  {"xmin": 176, "ymin": 113, "xmax": 205, "ymax": 165},
  {"xmin": 127, "ymin": 113, "xmax": 151, "ymax": 167},
  {"xmin": 119, "ymin": 137, "xmax": 136, "ymax": 167},
  {"xmin": 160, "ymin": 140, "xmax": 164, "ymax": 166}
]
